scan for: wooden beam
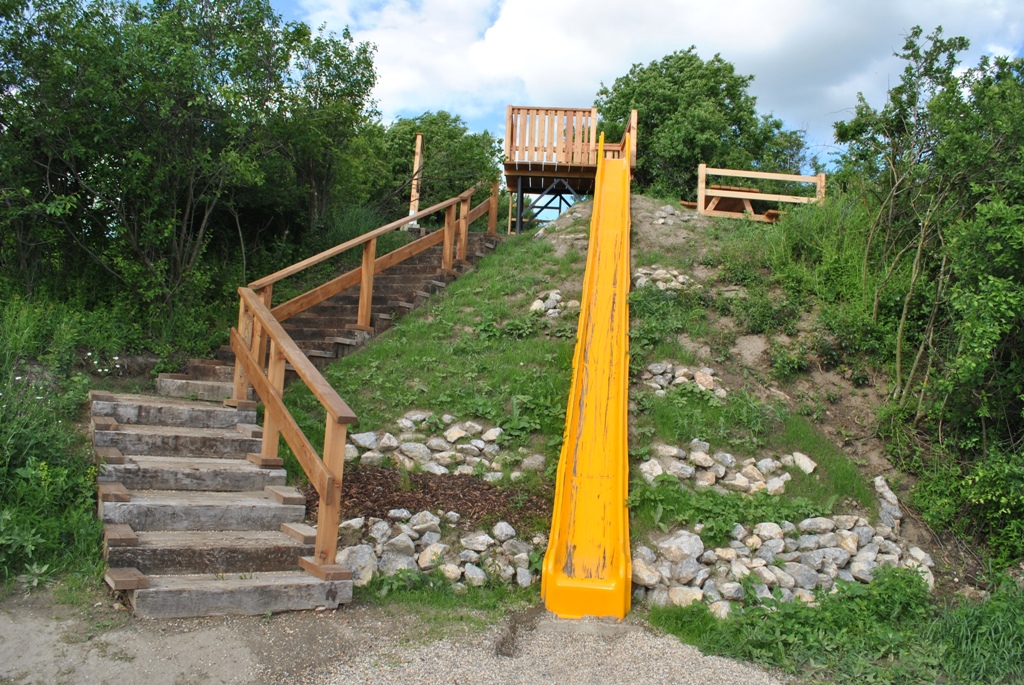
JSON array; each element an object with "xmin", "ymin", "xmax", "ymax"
[
  {"xmin": 272, "ymin": 268, "xmax": 361, "ymax": 322},
  {"xmin": 702, "ymin": 167, "xmax": 823, "ymax": 184},
  {"xmin": 358, "ymin": 238, "xmax": 376, "ymax": 329},
  {"xmin": 373, "ymin": 229, "xmax": 445, "ymax": 273},
  {"xmin": 237, "ymin": 289, "xmax": 357, "ymax": 424},
  {"xmin": 705, "ymin": 188, "xmax": 818, "ymax": 204}
]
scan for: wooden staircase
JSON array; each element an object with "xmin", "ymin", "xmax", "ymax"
[{"xmin": 94, "ymin": 378, "xmax": 351, "ymax": 618}]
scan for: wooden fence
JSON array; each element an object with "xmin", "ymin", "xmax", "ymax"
[
  {"xmin": 504, "ymin": 107, "xmax": 638, "ymax": 168},
  {"xmin": 696, "ymin": 164, "xmax": 826, "ymax": 222},
  {"xmin": 226, "ymin": 181, "xmax": 500, "ymax": 578}
]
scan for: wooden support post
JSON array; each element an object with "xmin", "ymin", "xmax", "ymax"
[
  {"xmin": 816, "ymin": 173, "xmax": 826, "ymax": 202},
  {"xmin": 442, "ymin": 203, "xmax": 456, "ymax": 272},
  {"xmin": 507, "ymin": 189, "xmax": 514, "ymax": 235},
  {"xmin": 487, "ymin": 181, "xmax": 499, "ymax": 237},
  {"xmin": 457, "ymin": 195, "xmax": 470, "ymax": 262},
  {"xmin": 407, "ymin": 132, "xmax": 424, "ymax": 229},
  {"xmin": 312, "ymin": 418, "xmax": 347, "ymax": 567},
  {"xmin": 228, "ymin": 297, "xmax": 253, "ymax": 407},
  {"xmin": 260, "ymin": 341, "xmax": 285, "ymax": 461},
  {"xmin": 253, "ymin": 284, "xmax": 272, "ymax": 368},
  {"xmin": 697, "ymin": 164, "xmax": 707, "ymax": 215},
  {"xmin": 358, "ymin": 238, "xmax": 376, "ymax": 329}
]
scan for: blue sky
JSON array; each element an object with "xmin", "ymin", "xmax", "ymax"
[{"xmin": 270, "ymin": 0, "xmax": 1023, "ymax": 162}]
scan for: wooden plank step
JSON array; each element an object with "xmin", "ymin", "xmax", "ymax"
[
  {"xmin": 105, "ymin": 530, "xmax": 314, "ymax": 575},
  {"xmin": 100, "ymin": 490, "xmax": 305, "ymax": 531},
  {"xmin": 265, "ymin": 485, "xmax": 305, "ymax": 505},
  {"xmin": 104, "ymin": 523, "xmax": 139, "ymax": 548},
  {"xmin": 247, "ymin": 452, "xmax": 283, "ymax": 469},
  {"xmin": 98, "ymin": 455, "xmax": 286, "ymax": 492},
  {"xmin": 91, "ymin": 393, "xmax": 256, "ymax": 428},
  {"xmin": 98, "ymin": 482, "xmax": 130, "ymax": 502},
  {"xmin": 92, "ymin": 423, "xmax": 262, "ymax": 458},
  {"xmin": 93, "ymin": 446, "xmax": 125, "ymax": 465},
  {"xmin": 105, "ymin": 567, "xmax": 149, "ymax": 591},
  {"xmin": 129, "ymin": 571, "xmax": 352, "ymax": 619},
  {"xmin": 280, "ymin": 522, "xmax": 317, "ymax": 544}
]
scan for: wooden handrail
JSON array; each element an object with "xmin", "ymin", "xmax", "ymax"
[
  {"xmin": 697, "ymin": 164, "xmax": 826, "ymax": 223},
  {"xmin": 225, "ymin": 179, "xmax": 501, "ymax": 578}
]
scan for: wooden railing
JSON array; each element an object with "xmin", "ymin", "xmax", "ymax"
[
  {"xmin": 697, "ymin": 164, "xmax": 826, "ymax": 222},
  {"xmin": 504, "ymin": 107, "xmax": 637, "ymax": 168},
  {"xmin": 226, "ymin": 181, "xmax": 500, "ymax": 578}
]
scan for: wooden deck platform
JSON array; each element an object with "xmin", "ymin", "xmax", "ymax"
[{"xmin": 504, "ymin": 106, "xmax": 637, "ymax": 195}]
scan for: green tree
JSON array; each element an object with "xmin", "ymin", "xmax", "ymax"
[
  {"xmin": 595, "ymin": 47, "xmax": 805, "ymax": 198},
  {"xmin": 373, "ymin": 111, "xmax": 502, "ymax": 217}
]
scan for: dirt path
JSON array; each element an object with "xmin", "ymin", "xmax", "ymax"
[{"xmin": 0, "ymin": 589, "xmax": 786, "ymax": 685}]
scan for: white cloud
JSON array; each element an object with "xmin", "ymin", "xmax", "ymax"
[{"xmin": 295, "ymin": 0, "xmax": 1024, "ymax": 152}]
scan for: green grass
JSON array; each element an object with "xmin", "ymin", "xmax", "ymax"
[
  {"xmin": 640, "ymin": 385, "xmax": 785, "ymax": 456},
  {"xmin": 769, "ymin": 415, "xmax": 876, "ymax": 514},
  {"xmin": 628, "ymin": 477, "xmax": 821, "ymax": 546},
  {"xmin": 280, "ymin": 232, "xmax": 585, "ymax": 479}
]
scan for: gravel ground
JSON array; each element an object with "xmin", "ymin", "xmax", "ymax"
[{"xmin": 316, "ymin": 615, "xmax": 788, "ymax": 685}]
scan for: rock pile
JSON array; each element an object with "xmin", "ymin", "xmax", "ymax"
[
  {"xmin": 632, "ymin": 507, "xmax": 936, "ymax": 618},
  {"xmin": 633, "ymin": 266, "xmax": 696, "ymax": 291},
  {"xmin": 335, "ymin": 511, "xmax": 545, "ymax": 591},
  {"xmin": 640, "ymin": 361, "xmax": 726, "ymax": 399},
  {"xmin": 638, "ymin": 437, "xmax": 817, "ymax": 497},
  {"xmin": 529, "ymin": 289, "xmax": 580, "ymax": 318},
  {"xmin": 347, "ymin": 410, "xmax": 546, "ymax": 483}
]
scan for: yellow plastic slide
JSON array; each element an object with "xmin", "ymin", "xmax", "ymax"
[{"xmin": 541, "ymin": 134, "xmax": 632, "ymax": 619}]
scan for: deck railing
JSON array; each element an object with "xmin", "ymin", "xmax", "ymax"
[
  {"xmin": 505, "ymin": 107, "xmax": 637, "ymax": 168},
  {"xmin": 697, "ymin": 164, "xmax": 826, "ymax": 222},
  {"xmin": 226, "ymin": 181, "xmax": 500, "ymax": 578}
]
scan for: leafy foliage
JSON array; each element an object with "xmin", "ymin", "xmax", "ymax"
[{"xmin": 596, "ymin": 48, "xmax": 806, "ymax": 198}]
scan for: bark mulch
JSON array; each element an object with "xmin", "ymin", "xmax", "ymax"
[{"xmin": 302, "ymin": 465, "xmax": 551, "ymax": 530}]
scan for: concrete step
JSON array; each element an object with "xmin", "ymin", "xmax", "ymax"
[
  {"xmin": 98, "ymin": 455, "xmax": 286, "ymax": 492},
  {"xmin": 91, "ymin": 393, "xmax": 255, "ymax": 429},
  {"xmin": 105, "ymin": 530, "xmax": 313, "ymax": 575},
  {"xmin": 93, "ymin": 423, "xmax": 262, "ymax": 457},
  {"xmin": 101, "ymin": 489, "xmax": 305, "ymax": 531},
  {"xmin": 156, "ymin": 374, "xmax": 236, "ymax": 402},
  {"xmin": 128, "ymin": 571, "xmax": 352, "ymax": 619}
]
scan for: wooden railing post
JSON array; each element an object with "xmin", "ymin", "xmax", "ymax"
[
  {"xmin": 304, "ymin": 416, "xmax": 347, "ymax": 574},
  {"xmin": 817, "ymin": 173, "xmax": 826, "ymax": 202},
  {"xmin": 261, "ymin": 341, "xmax": 285, "ymax": 461},
  {"xmin": 457, "ymin": 195, "xmax": 470, "ymax": 262},
  {"xmin": 228, "ymin": 296, "xmax": 254, "ymax": 406},
  {"xmin": 487, "ymin": 181, "xmax": 499, "ymax": 237},
  {"xmin": 253, "ymin": 284, "xmax": 272, "ymax": 367},
  {"xmin": 697, "ymin": 163, "xmax": 707, "ymax": 215},
  {"xmin": 442, "ymin": 203, "xmax": 456, "ymax": 272},
  {"xmin": 357, "ymin": 238, "xmax": 376, "ymax": 330}
]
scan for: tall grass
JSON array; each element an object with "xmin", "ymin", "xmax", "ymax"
[{"xmin": 0, "ymin": 298, "xmax": 103, "ymax": 580}]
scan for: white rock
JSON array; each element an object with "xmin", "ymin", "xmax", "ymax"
[
  {"xmin": 530, "ymin": 299, "xmax": 547, "ymax": 312},
  {"xmin": 439, "ymin": 563, "xmax": 462, "ymax": 582},
  {"xmin": 657, "ymin": 530, "xmax": 704, "ymax": 562},
  {"xmin": 340, "ymin": 517, "xmax": 365, "ymax": 532},
  {"xmin": 336, "ymin": 545, "xmax": 377, "ymax": 587},
  {"xmin": 443, "ymin": 427, "xmax": 468, "ymax": 443},
  {"xmin": 709, "ymin": 600, "xmax": 732, "ymax": 620},
  {"xmin": 516, "ymin": 567, "xmax": 534, "ymax": 588},
  {"xmin": 359, "ymin": 450, "xmax": 384, "ymax": 467},
  {"xmin": 520, "ymin": 454, "xmax": 546, "ymax": 471},
  {"xmin": 417, "ymin": 543, "xmax": 449, "ymax": 570},
  {"xmin": 482, "ymin": 472, "xmax": 503, "ymax": 483},
  {"xmin": 388, "ymin": 509, "xmax": 412, "ymax": 521},
  {"xmin": 421, "ymin": 462, "xmax": 450, "ymax": 476},
  {"xmin": 378, "ymin": 433, "xmax": 400, "ymax": 451},
  {"xmin": 444, "ymin": 511, "xmax": 461, "ymax": 524},
  {"xmin": 384, "ymin": 534, "xmax": 416, "ymax": 556},
  {"xmin": 409, "ymin": 511, "xmax": 441, "ymax": 534},
  {"xmin": 350, "ymin": 431, "xmax": 378, "ymax": 450},
  {"xmin": 492, "ymin": 521, "xmax": 516, "ymax": 542},
  {"xmin": 632, "ymin": 558, "xmax": 662, "ymax": 588},
  {"xmin": 765, "ymin": 477, "xmax": 786, "ymax": 495},
  {"xmin": 481, "ymin": 427, "xmax": 503, "ymax": 442},
  {"xmin": 461, "ymin": 532, "xmax": 495, "ymax": 551},
  {"xmin": 793, "ymin": 452, "xmax": 817, "ymax": 474},
  {"xmin": 344, "ymin": 444, "xmax": 360, "ymax": 462},
  {"xmin": 639, "ymin": 459, "xmax": 664, "ymax": 484},
  {"xmin": 668, "ymin": 586, "xmax": 703, "ymax": 607},
  {"xmin": 463, "ymin": 563, "xmax": 487, "ymax": 586},
  {"xmin": 753, "ymin": 522, "xmax": 783, "ymax": 540}
]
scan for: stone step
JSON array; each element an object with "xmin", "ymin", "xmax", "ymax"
[
  {"xmin": 156, "ymin": 374, "xmax": 235, "ymax": 402},
  {"xmin": 128, "ymin": 571, "xmax": 352, "ymax": 619},
  {"xmin": 104, "ymin": 529, "xmax": 313, "ymax": 575},
  {"xmin": 90, "ymin": 392, "xmax": 255, "ymax": 429},
  {"xmin": 184, "ymin": 360, "xmax": 236, "ymax": 382},
  {"xmin": 98, "ymin": 455, "xmax": 286, "ymax": 492},
  {"xmin": 101, "ymin": 489, "xmax": 305, "ymax": 531},
  {"xmin": 93, "ymin": 423, "xmax": 262, "ymax": 457}
]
